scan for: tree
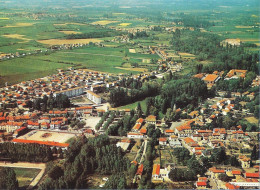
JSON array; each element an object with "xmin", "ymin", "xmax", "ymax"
[
  {"xmin": 48, "ymin": 166, "xmax": 64, "ymax": 180},
  {"xmin": 210, "ymin": 147, "xmax": 227, "ymax": 164},
  {"xmin": 230, "ymin": 156, "xmax": 240, "ymax": 167},
  {"xmin": 136, "ymin": 102, "xmax": 143, "ymax": 118},
  {"xmin": 218, "ymin": 173, "xmax": 229, "ymax": 182},
  {"xmin": 251, "ymin": 145, "xmax": 259, "ymax": 160},
  {"xmin": 0, "ymin": 167, "xmax": 18, "ymax": 190}
]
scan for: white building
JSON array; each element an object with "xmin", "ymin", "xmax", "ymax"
[
  {"xmin": 55, "ymin": 87, "xmax": 84, "ymax": 98},
  {"xmin": 87, "ymin": 90, "xmax": 101, "ymax": 104}
]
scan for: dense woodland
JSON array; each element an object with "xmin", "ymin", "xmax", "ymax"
[
  {"xmin": 0, "ymin": 142, "xmax": 53, "ymax": 162},
  {"xmin": 39, "ymin": 135, "xmax": 131, "ymax": 189},
  {"xmin": 0, "ymin": 167, "xmax": 18, "ymax": 190},
  {"xmin": 171, "ymin": 29, "xmax": 259, "ymax": 75}
]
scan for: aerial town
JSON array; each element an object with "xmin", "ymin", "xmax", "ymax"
[{"xmin": 0, "ymin": 0, "xmax": 259, "ymax": 189}]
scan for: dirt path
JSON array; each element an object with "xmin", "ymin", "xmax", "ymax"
[{"xmin": 0, "ymin": 162, "xmax": 46, "ymax": 189}]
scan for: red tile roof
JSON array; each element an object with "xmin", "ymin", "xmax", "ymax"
[
  {"xmin": 245, "ymin": 172, "xmax": 260, "ymax": 178},
  {"xmin": 140, "ymin": 128, "xmax": 147, "ymax": 134},
  {"xmin": 203, "ymin": 74, "xmax": 219, "ymax": 82},
  {"xmin": 225, "ymin": 183, "xmax": 239, "ymax": 190},
  {"xmin": 197, "ymin": 182, "xmax": 207, "ymax": 186},
  {"xmin": 13, "ymin": 139, "xmax": 69, "ymax": 147},
  {"xmin": 136, "ymin": 164, "xmax": 144, "ymax": 175},
  {"xmin": 232, "ymin": 170, "xmax": 241, "ymax": 175},
  {"xmin": 152, "ymin": 164, "xmax": 160, "ymax": 176}
]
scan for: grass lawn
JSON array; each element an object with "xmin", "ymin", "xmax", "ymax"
[
  {"xmin": 116, "ymin": 98, "xmax": 147, "ymax": 113},
  {"xmin": 12, "ymin": 167, "xmax": 41, "ymax": 188}
]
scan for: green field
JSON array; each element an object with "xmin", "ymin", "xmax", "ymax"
[
  {"xmin": 0, "ymin": 45, "xmax": 159, "ymax": 86},
  {"xmin": 116, "ymin": 98, "xmax": 147, "ymax": 113},
  {"xmin": 12, "ymin": 167, "xmax": 40, "ymax": 188},
  {"xmin": 0, "ymin": 1, "xmax": 259, "ymax": 87}
]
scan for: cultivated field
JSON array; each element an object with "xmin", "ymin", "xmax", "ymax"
[
  {"xmin": 38, "ymin": 38, "xmax": 102, "ymax": 45},
  {"xmin": 3, "ymin": 34, "xmax": 31, "ymax": 43},
  {"xmin": 119, "ymin": 23, "xmax": 132, "ymax": 26},
  {"xmin": 59, "ymin": 30, "xmax": 82, "ymax": 34},
  {"xmin": 3, "ymin": 22, "xmax": 35, "ymax": 28},
  {"xmin": 91, "ymin": 20, "xmax": 119, "ymax": 25}
]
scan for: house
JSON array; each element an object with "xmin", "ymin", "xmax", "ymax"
[
  {"xmin": 169, "ymin": 135, "xmax": 182, "ymax": 147},
  {"xmin": 203, "ymin": 74, "xmax": 220, "ymax": 88},
  {"xmin": 145, "ymin": 115, "xmax": 156, "ymax": 125},
  {"xmin": 159, "ymin": 137, "xmax": 167, "ymax": 146},
  {"xmin": 225, "ymin": 183, "xmax": 240, "ymax": 190},
  {"xmin": 175, "ymin": 125, "xmax": 192, "ymax": 138},
  {"xmin": 152, "ymin": 164, "xmax": 161, "ymax": 180},
  {"xmin": 75, "ymin": 106, "xmax": 93, "ymax": 113},
  {"xmin": 238, "ymin": 155, "xmax": 251, "ymax": 168},
  {"xmin": 27, "ymin": 121, "xmax": 40, "ymax": 129},
  {"xmin": 140, "ymin": 128, "xmax": 147, "ymax": 134},
  {"xmin": 0, "ymin": 122, "xmax": 24, "ymax": 133},
  {"xmin": 136, "ymin": 118, "xmax": 144, "ymax": 125},
  {"xmin": 136, "ymin": 164, "xmax": 144, "ymax": 179},
  {"xmin": 164, "ymin": 129, "xmax": 174, "ymax": 136},
  {"xmin": 132, "ymin": 123, "xmax": 142, "ymax": 131},
  {"xmin": 50, "ymin": 121, "xmax": 62, "ymax": 129},
  {"xmin": 127, "ymin": 132, "xmax": 144, "ymax": 139},
  {"xmin": 196, "ymin": 181, "xmax": 207, "ymax": 188},
  {"xmin": 160, "ymin": 167, "xmax": 171, "ymax": 180},
  {"xmin": 244, "ymin": 172, "xmax": 260, "ymax": 179},
  {"xmin": 225, "ymin": 69, "xmax": 247, "ymax": 80},
  {"xmin": 210, "ymin": 168, "xmax": 225, "ymax": 179}
]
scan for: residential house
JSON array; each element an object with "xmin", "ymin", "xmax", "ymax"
[
  {"xmin": 169, "ymin": 135, "xmax": 182, "ymax": 147},
  {"xmin": 238, "ymin": 155, "xmax": 251, "ymax": 168},
  {"xmin": 159, "ymin": 137, "xmax": 167, "ymax": 146},
  {"xmin": 152, "ymin": 164, "xmax": 161, "ymax": 180},
  {"xmin": 127, "ymin": 132, "xmax": 144, "ymax": 139},
  {"xmin": 145, "ymin": 115, "xmax": 156, "ymax": 125}
]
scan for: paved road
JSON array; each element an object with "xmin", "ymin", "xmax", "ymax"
[
  {"xmin": 0, "ymin": 162, "xmax": 46, "ymax": 189},
  {"xmin": 139, "ymin": 139, "xmax": 147, "ymax": 164}
]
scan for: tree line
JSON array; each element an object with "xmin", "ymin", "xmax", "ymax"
[
  {"xmin": 25, "ymin": 94, "xmax": 70, "ymax": 112},
  {"xmin": 0, "ymin": 142, "xmax": 53, "ymax": 162},
  {"xmin": 67, "ymin": 30, "xmax": 124, "ymax": 39}
]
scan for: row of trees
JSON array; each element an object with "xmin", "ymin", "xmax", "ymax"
[
  {"xmin": 25, "ymin": 94, "xmax": 70, "ymax": 112},
  {"xmin": 67, "ymin": 30, "xmax": 124, "ymax": 39},
  {"xmin": 128, "ymin": 31, "xmax": 149, "ymax": 40},
  {"xmin": 0, "ymin": 142, "xmax": 53, "ymax": 162},
  {"xmin": 107, "ymin": 114, "xmax": 137, "ymax": 136}
]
